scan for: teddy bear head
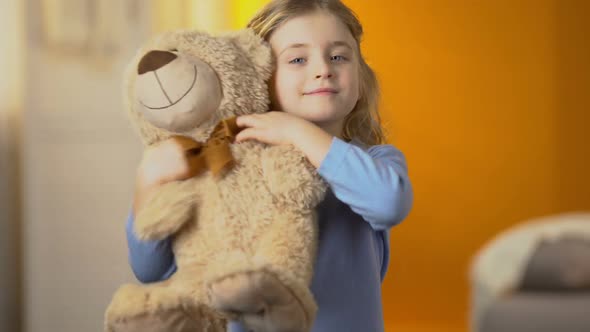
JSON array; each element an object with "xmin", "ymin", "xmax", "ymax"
[{"xmin": 124, "ymin": 28, "xmax": 273, "ymax": 145}]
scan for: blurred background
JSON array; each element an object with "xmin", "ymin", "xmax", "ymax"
[{"xmin": 0, "ymin": 0, "xmax": 588, "ymax": 331}]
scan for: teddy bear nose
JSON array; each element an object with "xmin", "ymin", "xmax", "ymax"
[{"xmin": 137, "ymin": 50, "xmax": 178, "ymax": 75}]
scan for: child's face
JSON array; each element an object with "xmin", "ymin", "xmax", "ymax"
[{"xmin": 269, "ymin": 10, "xmax": 360, "ymax": 135}]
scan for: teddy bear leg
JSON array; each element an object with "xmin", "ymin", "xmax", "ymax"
[
  {"xmin": 208, "ymin": 213, "xmax": 318, "ymax": 332},
  {"xmin": 105, "ymin": 282, "xmax": 226, "ymax": 332},
  {"xmin": 208, "ymin": 270, "xmax": 314, "ymax": 332}
]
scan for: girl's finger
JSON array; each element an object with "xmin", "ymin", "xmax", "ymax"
[
  {"xmin": 236, "ymin": 128, "xmax": 263, "ymax": 143},
  {"xmin": 236, "ymin": 114, "xmax": 264, "ymax": 128}
]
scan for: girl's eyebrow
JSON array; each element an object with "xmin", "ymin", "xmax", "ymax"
[
  {"xmin": 279, "ymin": 43, "xmax": 307, "ymax": 56},
  {"xmin": 331, "ymin": 41, "xmax": 353, "ymax": 50},
  {"xmin": 279, "ymin": 41, "xmax": 353, "ymax": 56}
]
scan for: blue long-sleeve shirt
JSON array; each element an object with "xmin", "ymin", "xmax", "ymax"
[{"xmin": 126, "ymin": 137, "xmax": 413, "ymax": 331}]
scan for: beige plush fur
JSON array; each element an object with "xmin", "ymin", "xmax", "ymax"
[{"xmin": 104, "ymin": 29, "xmax": 327, "ymax": 332}]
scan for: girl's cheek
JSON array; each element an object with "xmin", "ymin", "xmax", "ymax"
[{"xmin": 269, "ymin": 86, "xmax": 281, "ymax": 110}]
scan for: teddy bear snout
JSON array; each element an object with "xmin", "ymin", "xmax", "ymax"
[{"xmin": 138, "ymin": 50, "xmax": 178, "ymax": 75}]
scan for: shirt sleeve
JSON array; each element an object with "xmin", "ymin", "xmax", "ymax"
[
  {"xmin": 317, "ymin": 137, "xmax": 414, "ymax": 231},
  {"xmin": 125, "ymin": 212, "xmax": 177, "ymax": 283}
]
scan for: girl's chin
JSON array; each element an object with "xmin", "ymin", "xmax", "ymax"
[
  {"xmin": 283, "ymin": 107, "xmax": 348, "ymax": 124},
  {"xmin": 297, "ymin": 109, "xmax": 338, "ymax": 121}
]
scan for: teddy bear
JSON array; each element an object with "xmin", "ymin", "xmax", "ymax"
[{"xmin": 104, "ymin": 28, "xmax": 327, "ymax": 332}]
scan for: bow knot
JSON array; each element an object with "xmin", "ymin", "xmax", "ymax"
[{"xmin": 180, "ymin": 117, "xmax": 243, "ymax": 178}]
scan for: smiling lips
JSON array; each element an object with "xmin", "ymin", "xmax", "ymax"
[{"xmin": 304, "ymin": 88, "xmax": 338, "ymax": 96}]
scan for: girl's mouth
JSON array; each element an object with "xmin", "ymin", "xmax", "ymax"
[{"xmin": 304, "ymin": 88, "xmax": 338, "ymax": 96}]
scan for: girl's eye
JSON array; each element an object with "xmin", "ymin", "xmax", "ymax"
[
  {"xmin": 331, "ymin": 55, "xmax": 347, "ymax": 62},
  {"xmin": 289, "ymin": 57, "xmax": 306, "ymax": 64}
]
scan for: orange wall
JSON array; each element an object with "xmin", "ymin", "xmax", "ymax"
[
  {"xmin": 230, "ymin": 1, "xmax": 590, "ymax": 331},
  {"xmin": 555, "ymin": 1, "xmax": 590, "ymax": 212},
  {"xmin": 343, "ymin": 0, "xmax": 590, "ymax": 331}
]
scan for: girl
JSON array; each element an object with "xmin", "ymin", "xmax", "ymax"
[{"xmin": 127, "ymin": 0, "xmax": 413, "ymax": 331}]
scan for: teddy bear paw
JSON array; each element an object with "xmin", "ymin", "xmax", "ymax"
[{"xmin": 208, "ymin": 271, "xmax": 311, "ymax": 332}]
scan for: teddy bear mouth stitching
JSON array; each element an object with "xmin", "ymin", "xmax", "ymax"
[{"xmin": 139, "ymin": 65, "xmax": 198, "ymax": 110}]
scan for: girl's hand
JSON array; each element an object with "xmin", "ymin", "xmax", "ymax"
[
  {"xmin": 235, "ymin": 111, "xmax": 308, "ymax": 146},
  {"xmin": 133, "ymin": 136, "xmax": 202, "ymax": 214},
  {"xmin": 236, "ymin": 111, "xmax": 334, "ymax": 168}
]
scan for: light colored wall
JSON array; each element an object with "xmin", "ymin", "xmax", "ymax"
[
  {"xmin": 17, "ymin": 0, "xmax": 240, "ymax": 332},
  {"xmin": 152, "ymin": 0, "xmax": 229, "ymax": 33},
  {"xmin": 19, "ymin": 1, "xmax": 236, "ymax": 331},
  {"xmin": 0, "ymin": 0, "xmax": 24, "ymax": 331},
  {"xmin": 20, "ymin": 1, "xmax": 150, "ymax": 331}
]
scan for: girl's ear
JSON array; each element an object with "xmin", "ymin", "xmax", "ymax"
[{"xmin": 227, "ymin": 28, "xmax": 274, "ymax": 81}]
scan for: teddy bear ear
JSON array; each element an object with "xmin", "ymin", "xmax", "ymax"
[{"xmin": 228, "ymin": 28, "xmax": 274, "ymax": 81}]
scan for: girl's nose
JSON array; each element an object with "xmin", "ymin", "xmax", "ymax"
[
  {"xmin": 315, "ymin": 67, "xmax": 333, "ymax": 79},
  {"xmin": 315, "ymin": 60, "xmax": 333, "ymax": 79},
  {"xmin": 315, "ymin": 72, "xmax": 333, "ymax": 79}
]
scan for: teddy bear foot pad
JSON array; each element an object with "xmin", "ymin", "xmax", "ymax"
[
  {"xmin": 107, "ymin": 310, "xmax": 206, "ymax": 332},
  {"xmin": 208, "ymin": 271, "xmax": 310, "ymax": 332}
]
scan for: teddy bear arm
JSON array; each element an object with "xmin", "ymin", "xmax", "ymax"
[
  {"xmin": 261, "ymin": 145, "xmax": 327, "ymax": 209},
  {"xmin": 134, "ymin": 180, "xmax": 201, "ymax": 241}
]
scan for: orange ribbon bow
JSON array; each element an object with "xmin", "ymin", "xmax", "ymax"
[{"xmin": 176, "ymin": 117, "xmax": 243, "ymax": 178}]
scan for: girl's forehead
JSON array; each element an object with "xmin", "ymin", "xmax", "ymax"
[{"xmin": 269, "ymin": 11, "xmax": 357, "ymax": 50}]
